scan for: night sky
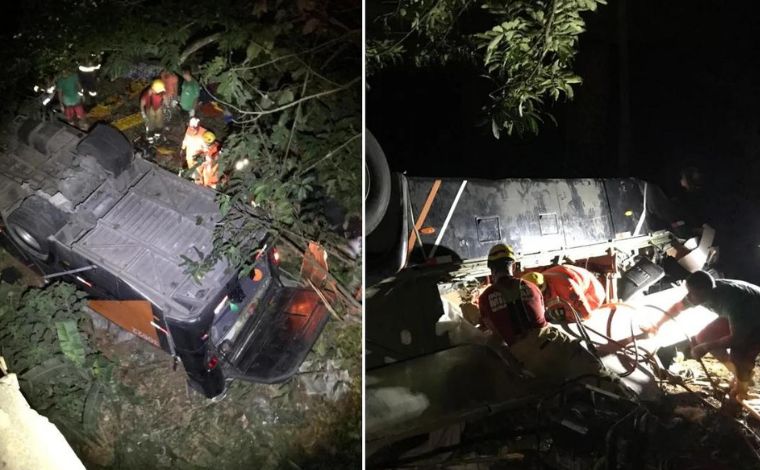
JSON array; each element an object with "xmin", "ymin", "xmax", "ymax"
[{"xmin": 368, "ymin": 1, "xmax": 760, "ymax": 201}]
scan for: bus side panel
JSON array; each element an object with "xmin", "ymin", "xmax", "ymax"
[{"xmin": 88, "ymin": 299, "xmax": 162, "ymax": 348}]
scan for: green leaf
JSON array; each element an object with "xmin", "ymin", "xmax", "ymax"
[
  {"xmin": 219, "ymin": 194, "xmax": 232, "ymax": 216},
  {"xmin": 491, "ymin": 119, "xmax": 501, "ymax": 139},
  {"xmin": 55, "ymin": 320, "xmax": 86, "ymax": 367},
  {"xmin": 260, "ymin": 94, "xmax": 274, "ymax": 109},
  {"xmin": 21, "ymin": 357, "xmax": 72, "ymax": 383},
  {"xmin": 246, "ymin": 42, "xmax": 263, "ymax": 62},
  {"xmin": 203, "ymin": 56, "xmax": 227, "ymax": 80},
  {"xmin": 217, "ymin": 71, "xmax": 251, "ymax": 105},
  {"xmin": 276, "ymin": 89, "xmax": 295, "ymax": 105},
  {"xmin": 82, "ymin": 382, "xmax": 106, "ymax": 437}
]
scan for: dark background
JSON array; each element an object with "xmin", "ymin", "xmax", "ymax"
[{"xmin": 368, "ymin": 1, "xmax": 760, "ymax": 200}]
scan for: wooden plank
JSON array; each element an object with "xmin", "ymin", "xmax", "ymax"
[{"xmin": 112, "ymin": 112, "xmax": 143, "ymax": 131}]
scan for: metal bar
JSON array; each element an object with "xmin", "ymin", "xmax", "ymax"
[
  {"xmin": 406, "ymin": 179, "xmax": 441, "ymax": 258},
  {"xmin": 43, "ymin": 265, "xmax": 97, "ymax": 280},
  {"xmin": 633, "ymin": 182, "xmax": 647, "ymax": 236},
  {"xmin": 430, "ymin": 180, "xmax": 467, "ymax": 258},
  {"xmin": 397, "ymin": 176, "xmax": 410, "ymax": 271}
]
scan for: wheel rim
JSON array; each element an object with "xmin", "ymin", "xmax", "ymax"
[
  {"xmin": 10, "ymin": 224, "xmax": 42, "ymax": 253},
  {"xmin": 364, "ymin": 163, "xmax": 371, "ymax": 201}
]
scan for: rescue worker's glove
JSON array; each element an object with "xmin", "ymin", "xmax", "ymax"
[
  {"xmin": 640, "ymin": 323, "xmax": 659, "ymax": 336},
  {"xmin": 546, "ymin": 307, "xmax": 565, "ymax": 324}
]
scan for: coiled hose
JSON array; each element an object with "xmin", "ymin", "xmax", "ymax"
[{"xmin": 552, "ymin": 300, "xmax": 661, "ymax": 379}]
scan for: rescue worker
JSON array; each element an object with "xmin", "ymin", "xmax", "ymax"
[
  {"xmin": 194, "ymin": 131, "xmax": 220, "ymax": 189},
  {"xmin": 77, "ymin": 53, "xmax": 101, "ymax": 103},
  {"xmin": 642, "ymin": 270, "xmax": 760, "ymax": 402},
  {"xmin": 159, "ymin": 70, "xmax": 179, "ymax": 108},
  {"xmin": 201, "ymin": 131, "xmax": 220, "ymax": 159},
  {"xmin": 521, "ymin": 265, "xmax": 606, "ymax": 322},
  {"xmin": 181, "ymin": 117, "xmax": 207, "ymax": 169},
  {"xmin": 140, "ymin": 79, "xmax": 166, "ymax": 142},
  {"xmin": 56, "ymin": 69, "xmax": 86, "ymax": 127},
  {"xmin": 478, "ymin": 244, "xmax": 618, "ymax": 388},
  {"xmin": 180, "ymin": 68, "xmax": 201, "ymax": 117}
]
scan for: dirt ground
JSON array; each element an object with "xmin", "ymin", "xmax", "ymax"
[
  {"xmin": 0, "ymin": 248, "xmax": 361, "ymax": 469},
  {"xmin": 381, "ymin": 354, "xmax": 760, "ymax": 469}
]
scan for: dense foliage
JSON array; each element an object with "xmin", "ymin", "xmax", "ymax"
[
  {"xmin": 4, "ymin": 0, "xmax": 361, "ymax": 313},
  {"xmin": 367, "ymin": 0, "xmax": 605, "ymax": 136},
  {"xmin": 0, "ymin": 282, "xmax": 118, "ymax": 442}
]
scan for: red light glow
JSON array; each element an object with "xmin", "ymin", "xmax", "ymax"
[{"xmin": 271, "ymin": 247, "xmax": 281, "ymax": 265}]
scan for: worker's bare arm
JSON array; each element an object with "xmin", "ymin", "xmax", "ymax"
[{"xmin": 641, "ymin": 297, "xmax": 689, "ymax": 334}]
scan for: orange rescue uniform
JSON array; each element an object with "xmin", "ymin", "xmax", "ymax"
[
  {"xmin": 542, "ymin": 265, "xmax": 606, "ymax": 321},
  {"xmin": 195, "ymin": 142, "xmax": 220, "ymax": 188},
  {"xmin": 160, "ymin": 71, "xmax": 179, "ymax": 100},
  {"xmin": 195, "ymin": 158, "xmax": 219, "ymax": 188}
]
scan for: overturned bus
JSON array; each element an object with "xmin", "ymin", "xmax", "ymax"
[
  {"xmin": 365, "ymin": 135, "xmax": 721, "ymax": 464},
  {"xmin": 0, "ymin": 119, "xmax": 330, "ymax": 398}
]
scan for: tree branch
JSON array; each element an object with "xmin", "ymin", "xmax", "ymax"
[
  {"xmin": 298, "ymin": 133, "xmax": 361, "ymax": 176},
  {"xmin": 242, "ymin": 77, "xmax": 360, "ymax": 116},
  {"xmin": 201, "ymin": 76, "xmax": 359, "ymax": 118},
  {"xmin": 283, "ymin": 69, "xmax": 311, "ymax": 162},
  {"xmin": 230, "ymin": 31, "xmax": 359, "ymax": 72},
  {"xmin": 295, "ymin": 57, "xmax": 341, "ymax": 86},
  {"xmin": 228, "ymin": 202, "xmax": 362, "ymax": 315},
  {"xmin": 278, "ymin": 235, "xmax": 362, "ymax": 314},
  {"xmin": 488, "ymin": 0, "xmax": 559, "ymax": 99},
  {"xmin": 179, "ymin": 32, "xmax": 222, "ymax": 65}
]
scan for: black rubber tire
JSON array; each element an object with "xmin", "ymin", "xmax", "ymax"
[
  {"xmin": 5, "ymin": 196, "xmax": 67, "ymax": 260},
  {"xmin": 365, "ymin": 130, "xmax": 391, "ymax": 235}
]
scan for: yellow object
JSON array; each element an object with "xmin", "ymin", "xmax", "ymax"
[
  {"xmin": 156, "ymin": 146, "xmax": 174, "ymax": 156},
  {"xmin": 203, "ymin": 131, "xmax": 216, "ymax": 144},
  {"xmin": 210, "ymin": 101, "xmax": 224, "ymax": 113},
  {"xmin": 521, "ymin": 271, "xmax": 545, "ymax": 289},
  {"xmin": 151, "ymin": 79, "xmax": 166, "ymax": 93},
  {"xmin": 487, "ymin": 243, "xmax": 516, "ymax": 263},
  {"xmin": 128, "ymin": 80, "xmax": 149, "ymax": 97},
  {"xmin": 87, "ymin": 104, "xmax": 112, "ymax": 120},
  {"xmin": 112, "ymin": 112, "xmax": 144, "ymax": 131}
]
